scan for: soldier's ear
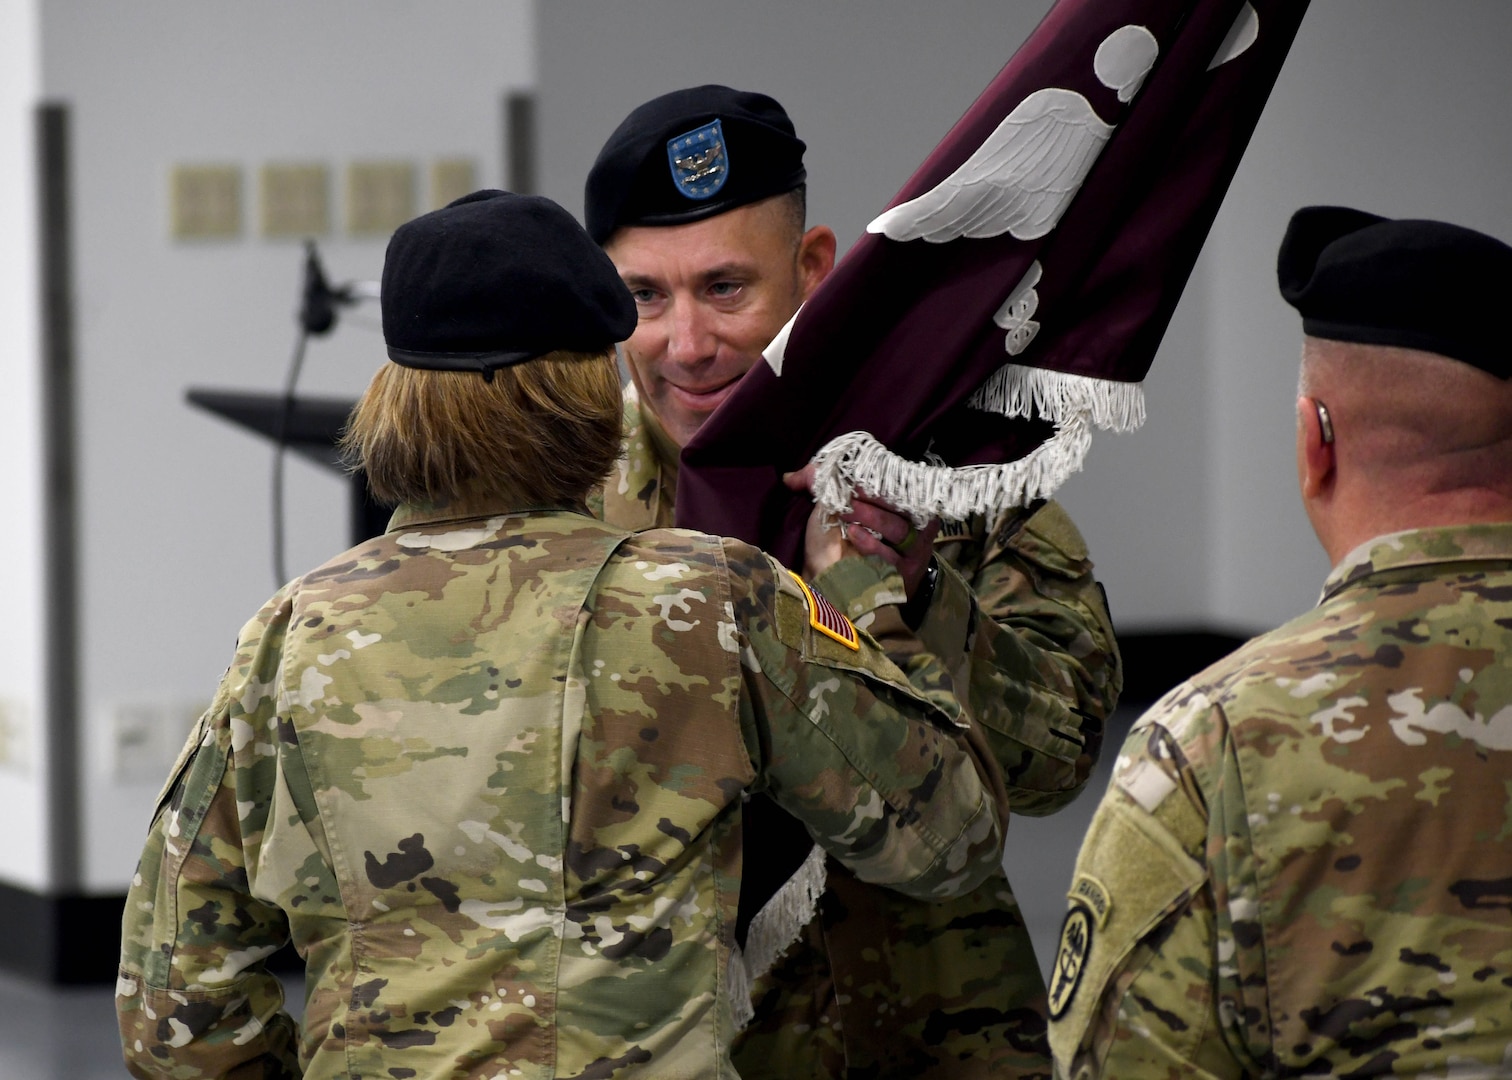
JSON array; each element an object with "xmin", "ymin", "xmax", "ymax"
[
  {"xmin": 1297, "ymin": 395, "xmax": 1336, "ymax": 500},
  {"xmin": 796, "ymin": 225, "xmax": 836, "ymax": 300}
]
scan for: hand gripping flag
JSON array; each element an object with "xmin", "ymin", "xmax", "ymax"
[
  {"xmin": 678, "ymin": 0, "xmax": 1310, "ymax": 572},
  {"xmin": 676, "ymin": 0, "xmax": 1311, "ymax": 1026}
]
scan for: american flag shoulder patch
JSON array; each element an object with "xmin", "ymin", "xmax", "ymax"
[{"xmin": 788, "ymin": 571, "xmax": 860, "ymax": 651}]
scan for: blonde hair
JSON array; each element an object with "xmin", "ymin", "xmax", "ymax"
[{"xmin": 341, "ymin": 349, "xmax": 623, "ymax": 508}]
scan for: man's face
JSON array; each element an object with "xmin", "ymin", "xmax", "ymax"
[{"xmin": 605, "ymin": 199, "xmax": 834, "ymax": 448}]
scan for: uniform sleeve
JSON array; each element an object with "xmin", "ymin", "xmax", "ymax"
[
  {"xmin": 928, "ymin": 499, "xmax": 1121, "ymax": 815},
  {"xmin": 1047, "ymin": 689, "xmax": 1253, "ymax": 1080},
  {"xmin": 725, "ymin": 541, "xmax": 1008, "ymax": 902},
  {"xmin": 812, "ymin": 500, "xmax": 1120, "ymax": 816},
  {"xmin": 117, "ymin": 597, "xmax": 301, "ymax": 1080}
]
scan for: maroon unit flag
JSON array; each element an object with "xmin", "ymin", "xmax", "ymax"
[{"xmin": 677, "ymin": 0, "xmax": 1310, "ymax": 570}]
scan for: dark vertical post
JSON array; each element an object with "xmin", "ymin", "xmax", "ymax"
[
  {"xmin": 505, "ymin": 91, "xmax": 537, "ymax": 195},
  {"xmin": 37, "ymin": 102, "xmax": 80, "ymax": 896}
]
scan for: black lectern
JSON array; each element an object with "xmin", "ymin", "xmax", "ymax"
[{"xmin": 186, "ymin": 388, "xmax": 393, "ymax": 544}]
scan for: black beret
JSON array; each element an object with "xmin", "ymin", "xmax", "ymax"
[
  {"xmin": 382, "ymin": 190, "xmax": 637, "ymax": 375},
  {"xmin": 584, "ymin": 84, "xmax": 807, "ymax": 245},
  {"xmin": 1278, "ymin": 205, "xmax": 1512, "ymax": 379}
]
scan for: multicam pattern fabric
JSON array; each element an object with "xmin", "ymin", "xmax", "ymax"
[
  {"xmin": 587, "ymin": 382, "xmax": 677, "ymax": 532},
  {"xmin": 597, "ymin": 388, "xmax": 1123, "ymax": 1079},
  {"xmin": 117, "ymin": 499, "xmax": 1010, "ymax": 1080},
  {"xmin": 1050, "ymin": 523, "xmax": 1512, "ymax": 1079}
]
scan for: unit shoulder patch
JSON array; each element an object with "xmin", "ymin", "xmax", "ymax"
[
  {"xmin": 1047, "ymin": 903, "xmax": 1094, "ymax": 1019},
  {"xmin": 788, "ymin": 570, "xmax": 860, "ymax": 651}
]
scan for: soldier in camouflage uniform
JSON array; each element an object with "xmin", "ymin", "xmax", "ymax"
[
  {"xmin": 1049, "ymin": 207, "xmax": 1512, "ymax": 1078},
  {"xmin": 117, "ymin": 191, "xmax": 1011, "ymax": 1080},
  {"xmin": 585, "ymin": 85, "xmax": 1122, "ymax": 1078}
]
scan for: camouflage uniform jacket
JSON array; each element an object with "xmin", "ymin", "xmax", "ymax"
[
  {"xmin": 592, "ymin": 386, "xmax": 1123, "ymax": 1078},
  {"xmin": 1049, "ymin": 523, "xmax": 1512, "ymax": 1079},
  {"xmin": 116, "ymin": 498, "xmax": 1012, "ymax": 1080}
]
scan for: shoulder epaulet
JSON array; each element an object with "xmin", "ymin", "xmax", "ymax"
[{"xmin": 1020, "ymin": 499, "xmax": 1089, "ymax": 561}]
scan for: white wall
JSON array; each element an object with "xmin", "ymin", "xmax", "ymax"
[
  {"xmin": 1202, "ymin": 0, "xmax": 1512, "ymax": 629},
  {"xmin": 1066, "ymin": 0, "xmax": 1512, "ymax": 631},
  {"xmin": 1053, "ymin": 253, "xmax": 1216, "ymax": 629},
  {"xmin": 0, "ymin": 0, "xmax": 49, "ymax": 891},
  {"xmin": 539, "ymin": 0, "xmax": 1512, "ymax": 636},
  {"xmin": 39, "ymin": 0, "xmax": 536, "ymax": 892},
  {"xmin": 539, "ymin": 1, "xmax": 1058, "ymax": 254}
]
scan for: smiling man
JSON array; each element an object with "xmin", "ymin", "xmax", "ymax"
[
  {"xmin": 606, "ymin": 194, "xmax": 828, "ymax": 448},
  {"xmin": 587, "ymin": 86, "xmax": 834, "ymax": 509},
  {"xmin": 584, "ymin": 85, "xmax": 1122, "ymax": 1079}
]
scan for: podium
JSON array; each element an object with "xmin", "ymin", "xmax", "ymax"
[{"xmin": 186, "ymin": 388, "xmax": 393, "ymax": 544}]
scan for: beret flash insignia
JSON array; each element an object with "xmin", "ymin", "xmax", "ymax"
[{"xmin": 667, "ymin": 119, "xmax": 729, "ymax": 200}]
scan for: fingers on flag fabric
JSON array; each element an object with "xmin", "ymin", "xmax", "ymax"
[{"xmin": 677, "ymin": 0, "xmax": 1310, "ymax": 571}]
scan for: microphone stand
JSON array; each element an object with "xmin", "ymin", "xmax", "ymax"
[{"xmin": 270, "ymin": 242, "xmax": 375, "ymax": 587}]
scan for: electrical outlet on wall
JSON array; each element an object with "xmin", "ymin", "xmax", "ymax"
[
  {"xmin": 0, "ymin": 698, "xmax": 31, "ymax": 774},
  {"xmin": 110, "ymin": 701, "xmax": 205, "ymax": 785}
]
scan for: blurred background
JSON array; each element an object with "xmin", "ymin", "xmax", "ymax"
[{"xmin": 2, "ymin": 1, "xmax": 1511, "ymax": 1073}]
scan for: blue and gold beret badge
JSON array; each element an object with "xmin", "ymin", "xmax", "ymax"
[{"xmin": 667, "ymin": 119, "xmax": 729, "ymax": 200}]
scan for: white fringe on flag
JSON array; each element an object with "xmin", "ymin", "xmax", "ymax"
[
  {"xmin": 727, "ymin": 843, "xmax": 828, "ymax": 1032},
  {"xmin": 726, "ymin": 944, "xmax": 755, "ymax": 1032},
  {"xmin": 967, "ymin": 363, "xmax": 1145, "ymax": 432},
  {"xmin": 808, "ymin": 367, "xmax": 1144, "ymax": 524}
]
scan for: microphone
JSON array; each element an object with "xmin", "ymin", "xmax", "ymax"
[
  {"xmin": 298, "ymin": 240, "xmax": 363, "ymax": 336},
  {"xmin": 274, "ymin": 242, "xmax": 379, "ymax": 587}
]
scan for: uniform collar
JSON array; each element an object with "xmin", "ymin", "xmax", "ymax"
[
  {"xmin": 635, "ymin": 384, "xmax": 683, "ymax": 498},
  {"xmin": 385, "ymin": 487, "xmax": 585, "ymax": 533},
  {"xmin": 597, "ymin": 382, "xmax": 680, "ymax": 529},
  {"xmin": 1321, "ymin": 521, "xmax": 1512, "ymax": 602}
]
